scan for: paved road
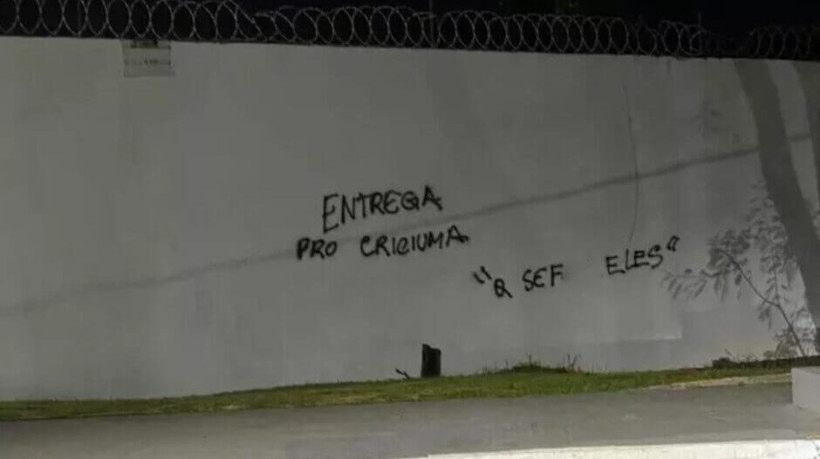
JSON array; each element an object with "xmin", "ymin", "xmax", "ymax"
[{"xmin": 2, "ymin": 384, "xmax": 819, "ymax": 459}]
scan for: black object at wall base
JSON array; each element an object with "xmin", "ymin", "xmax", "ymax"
[{"xmin": 421, "ymin": 344, "xmax": 441, "ymax": 378}]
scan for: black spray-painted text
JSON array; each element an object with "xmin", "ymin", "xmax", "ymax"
[
  {"xmin": 298, "ymin": 185, "xmax": 467, "ymax": 261},
  {"xmin": 605, "ymin": 235, "xmax": 679, "ymax": 276},
  {"xmin": 361, "ymin": 224, "xmax": 469, "ymax": 258},
  {"xmin": 322, "ymin": 186, "xmax": 443, "ymax": 234},
  {"xmin": 522, "ymin": 264, "xmax": 565, "ymax": 291}
]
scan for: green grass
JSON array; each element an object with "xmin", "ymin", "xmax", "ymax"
[{"xmin": 0, "ymin": 366, "xmax": 792, "ymax": 421}]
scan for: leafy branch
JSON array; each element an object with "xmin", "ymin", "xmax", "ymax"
[{"xmin": 661, "ymin": 181, "xmax": 818, "ymax": 357}]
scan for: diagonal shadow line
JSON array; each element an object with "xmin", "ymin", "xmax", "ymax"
[
  {"xmin": 0, "ymin": 134, "xmax": 809, "ymax": 318},
  {"xmin": 623, "ymin": 85, "xmax": 641, "ymax": 244}
]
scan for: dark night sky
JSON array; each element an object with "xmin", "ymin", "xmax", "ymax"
[
  {"xmin": 7, "ymin": 0, "xmax": 818, "ymax": 46},
  {"xmin": 236, "ymin": 0, "xmax": 820, "ymax": 32}
]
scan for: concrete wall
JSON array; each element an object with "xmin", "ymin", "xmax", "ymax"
[{"xmin": 0, "ymin": 37, "xmax": 818, "ymax": 399}]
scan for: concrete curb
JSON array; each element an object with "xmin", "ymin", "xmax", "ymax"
[
  {"xmin": 646, "ymin": 373, "xmax": 791, "ymax": 390},
  {"xmin": 793, "ymin": 367, "xmax": 820, "ymax": 414},
  {"xmin": 408, "ymin": 440, "xmax": 820, "ymax": 459}
]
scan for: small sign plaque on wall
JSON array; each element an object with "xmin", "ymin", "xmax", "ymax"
[{"xmin": 122, "ymin": 40, "xmax": 173, "ymax": 78}]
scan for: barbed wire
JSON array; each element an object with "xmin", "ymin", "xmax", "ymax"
[{"xmin": 1, "ymin": 0, "xmax": 819, "ymax": 60}]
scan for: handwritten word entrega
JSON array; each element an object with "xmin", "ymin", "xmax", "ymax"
[{"xmin": 322, "ymin": 186, "xmax": 443, "ymax": 234}]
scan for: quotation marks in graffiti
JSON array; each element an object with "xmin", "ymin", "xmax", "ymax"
[
  {"xmin": 605, "ymin": 235, "xmax": 680, "ymax": 276},
  {"xmin": 473, "ymin": 263, "xmax": 564, "ymax": 300},
  {"xmin": 473, "ymin": 266, "xmax": 514, "ymax": 299},
  {"xmin": 473, "ymin": 236, "xmax": 680, "ymax": 302}
]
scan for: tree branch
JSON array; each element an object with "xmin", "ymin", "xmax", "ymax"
[{"xmin": 715, "ymin": 248, "xmax": 807, "ymax": 357}]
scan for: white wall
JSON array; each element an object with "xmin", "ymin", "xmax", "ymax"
[{"xmin": 0, "ymin": 37, "xmax": 817, "ymax": 399}]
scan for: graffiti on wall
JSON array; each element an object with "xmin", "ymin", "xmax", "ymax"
[
  {"xmin": 320, "ymin": 186, "xmax": 443, "ymax": 234},
  {"xmin": 285, "ymin": 60, "xmax": 820, "ymax": 361},
  {"xmin": 295, "ymin": 184, "xmax": 690, "ymax": 304},
  {"xmin": 606, "ymin": 236, "xmax": 679, "ymax": 276},
  {"xmin": 473, "ymin": 235, "xmax": 680, "ymax": 300},
  {"xmin": 296, "ymin": 185, "xmax": 470, "ymax": 261}
]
